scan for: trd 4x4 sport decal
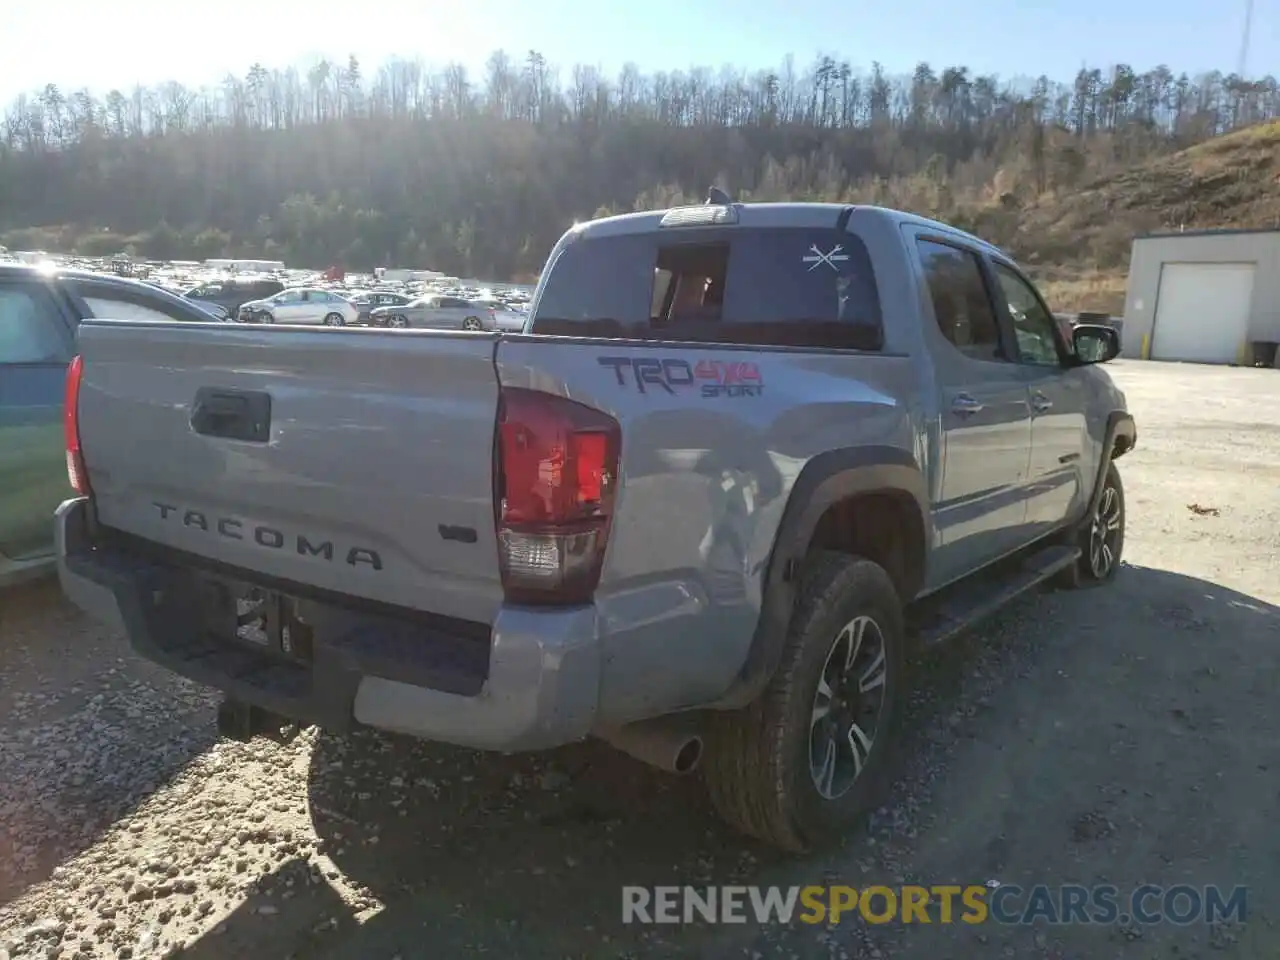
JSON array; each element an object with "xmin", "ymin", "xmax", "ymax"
[{"xmin": 598, "ymin": 356, "xmax": 764, "ymax": 397}]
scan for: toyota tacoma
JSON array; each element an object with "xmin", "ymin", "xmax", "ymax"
[{"xmin": 55, "ymin": 198, "xmax": 1135, "ymax": 850}]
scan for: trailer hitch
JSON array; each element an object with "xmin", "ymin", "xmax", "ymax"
[{"xmin": 216, "ymin": 698, "xmax": 301, "ymax": 745}]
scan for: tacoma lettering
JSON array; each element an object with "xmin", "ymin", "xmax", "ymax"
[
  {"xmin": 296, "ymin": 536, "xmax": 334, "ymax": 561},
  {"xmin": 151, "ymin": 502, "xmax": 383, "ymax": 569}
]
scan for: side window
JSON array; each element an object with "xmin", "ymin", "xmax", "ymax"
[
  {"xmin": 915, "ymin": 239, "xmax": 1008, "ymax": 363},
  {"xmin": 278, "ymin": 290, "xmax": 301, "ymax": 303},
  {"xmin": 0, "ymin": 285, "xmax": 69, "ymax": 363},
  {"xmin": 82, "ymin": 296, "xmax": 193, "ymax": 324},
  {"xmin": 992, "ymin": 263, "xmax": 1062, "ymax": 366}
]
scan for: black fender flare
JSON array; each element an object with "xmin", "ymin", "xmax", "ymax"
[
  {"xmin": 1088, "ymin": 411, "xmax": 1136, "ymax": 517},
  {"xmin": 711, "ymin": 445, "xmax": 930, "ymax": 710}
]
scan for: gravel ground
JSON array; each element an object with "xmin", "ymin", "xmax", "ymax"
[{"xmin": 2, "ymin": 359, "xmax": 1277, "ymax": 960}]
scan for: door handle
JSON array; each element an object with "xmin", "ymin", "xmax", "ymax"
[
  {"xmin": 190, "ymin": 387, "xmax": 272, "ymax": 443},
  {"xmin": 1031, "ymin": 392, "xmax": 1053, "ymax": 414},
  {"xmin": 951, "ymin": 394, "xmax": 984, "ymax": 417}
]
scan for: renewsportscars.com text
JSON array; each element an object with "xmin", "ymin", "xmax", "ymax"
[{"xmin": 622, "ymin": 884, "xmax": 1247, "ymax": 926}]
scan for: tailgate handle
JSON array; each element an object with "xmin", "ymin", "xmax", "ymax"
[{"xmin": 190, "ymin": 388, "xmax": 272, "ymax": 443}]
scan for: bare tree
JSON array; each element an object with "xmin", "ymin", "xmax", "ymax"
[{"xmin": 0, "ymin": 50, "xmax": 1274, "ymax": 279}]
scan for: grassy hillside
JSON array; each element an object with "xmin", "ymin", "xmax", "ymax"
[{"xmin": 1022, "ymin": 121, "xmax": 1280, "ymax": 314}]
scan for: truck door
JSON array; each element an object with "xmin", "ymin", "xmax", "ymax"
[
  {"xmin": 0, "ymin": 278, "xmax": 75, "ymax": 562},
  {"xmin": 912, "ymin": 236, "xmax": 1033, "ymax": 584},
  {"xmin": 989, "ymin": 260, "xmax": 1090, "ymax": 534}
]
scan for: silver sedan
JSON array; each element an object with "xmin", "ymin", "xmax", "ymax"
[{"xmin": 369, "ymin": 295, "xmax": 497, "ymax": 330}]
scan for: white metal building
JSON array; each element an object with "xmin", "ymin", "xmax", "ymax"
[
  {"xmin": 204, "ymin": 258, "xmax": 287, "ymax": 273},
  {"xmin": 1121, "ymin": 228, "xmax": 1280, "ymax": 364},
  {"xmin": 375, "ymin": 268, "xmax": 446, "ymax": 283}
]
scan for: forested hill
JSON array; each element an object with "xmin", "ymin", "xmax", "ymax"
[{"xmin": 1, "ymin": 52, "xmax": 1277, "ymax": 290}]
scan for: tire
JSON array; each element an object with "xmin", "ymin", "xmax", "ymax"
[
  {"xmin": 1055, "ymin": 462, "xmax": 1125, "ymax": 589},
  {"xmin": 462, "ymin": 316, "xmax": 483, "ymax": 331},
  {"xmin": 389, "ymin": 315, "xmax": 409, "ymax": 328},
  {"xmin": 703, "ymin": 552, "xmax": 906, "ymax": 851},
  {"xmin": 324, "ymin": 312, "xmax": 345, "ymax": 327}
]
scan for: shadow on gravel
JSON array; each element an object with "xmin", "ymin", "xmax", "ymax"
[
  {"xmin": 180, "ymin": 564, "xmax": 1277, "ymax": 960},
  {"xmin": 0, "ymin": 579, "xmax": 220, "ymax": 906}
]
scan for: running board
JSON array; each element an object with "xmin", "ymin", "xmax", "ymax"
[{"xmin": 911, "ymin": 543, "xmax": 1080, "ymax": 648}]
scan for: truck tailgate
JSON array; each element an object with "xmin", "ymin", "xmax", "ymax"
[{"xmin": 76, "ymin": 322, "xmax": 504, "ymax": 624}]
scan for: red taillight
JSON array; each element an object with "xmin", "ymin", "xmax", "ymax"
[
  {"xmin": 496, "ymin": 388, "xmax": 620, "ymax": 605},
  {"xmin": 64, "ymin": 355, "xmax": 91, "ymax": 496}
]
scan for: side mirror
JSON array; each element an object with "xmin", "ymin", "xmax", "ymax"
[{"xmin": 1072, "ymin": 323, "xmax": 1120, "ymax": 364}]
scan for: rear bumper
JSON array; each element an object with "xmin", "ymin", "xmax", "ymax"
[{"xmin": 56, "ymin": 497, "xmax": 601, "ymax": 751}]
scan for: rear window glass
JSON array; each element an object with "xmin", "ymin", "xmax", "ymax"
[
  {"xmin": 234, "ymin": 280, "xmax": 282, "ymax": 296},
  {"xmin": 531, "ymin": 227, "xmax": 882, "ymax": 350}
]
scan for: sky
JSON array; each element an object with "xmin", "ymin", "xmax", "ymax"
[{"xmin": 1, "ymin": 0, "xmax": 1273, "ymax": 103}]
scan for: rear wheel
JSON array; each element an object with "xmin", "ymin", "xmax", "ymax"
[
  {"xmin": 324, "ymin": 312, "xmax": 345, "ymax": 327},
  {"xmin": 703, "ymin": 552, "xmax": 905, "ymax": 851},
  {"xmin": 462, "ymin": 316, "xmax": 483, "ymax": 331}
]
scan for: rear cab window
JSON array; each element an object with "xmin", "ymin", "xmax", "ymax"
[{"xmin": 531, "ymin": 224, "xmax": 882, "ymax": 350}]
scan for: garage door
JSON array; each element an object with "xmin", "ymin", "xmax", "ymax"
[{"xmin": 1151, "ymin": 262, "xmax": 1255, "ymax": 364}]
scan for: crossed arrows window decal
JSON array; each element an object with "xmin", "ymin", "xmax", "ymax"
[{"xmin": 802, "ymin": 243, "xmax": 851, "ymax": 272}]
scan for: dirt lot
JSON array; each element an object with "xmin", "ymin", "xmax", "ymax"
[{"xmin": 2, "ymin": 359, "xmax": 1277, "ymax": 960}]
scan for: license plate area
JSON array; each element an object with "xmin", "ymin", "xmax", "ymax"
[{"xmin": 196, "ymin": 575, "xmax": 314, "ymax": 665}]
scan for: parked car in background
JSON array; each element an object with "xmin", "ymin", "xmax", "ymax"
[
  {"xmin": 0, "ymin": 264, "xmax": 219, "ymax": 586},
  {"xmin": 368, "ymin": 294, "xmax": 496, "ymax": 330},
  {"xmin": 185, "ymin": 276, "xmax": 284, "ymax": 319},
  {"xmin": 492, "ymin": 308, "xmax": 528, "ymax": 333},
  {"xmin": 238, "ymin": 288, "xmax": 360, "ymax": 326},
  {"xmin": 473, "ymin": 295, "xmax": 528, "ymax": 332},
  {"xmin": 194, "ymin": 301, "xmax": 231, "ymax": 321},
  {"xmin": 349, "ymin": 291, "xmax": 413, "ymax": 325}
]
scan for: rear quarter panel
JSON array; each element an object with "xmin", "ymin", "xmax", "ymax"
[{"xmin": 497, "ymin": 339, "xmax": 922, "ymax": 724}]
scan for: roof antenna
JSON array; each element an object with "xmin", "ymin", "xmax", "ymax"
[{"xmin": 706, "ymin": 185, "xmax": 733, "ymax": 205}]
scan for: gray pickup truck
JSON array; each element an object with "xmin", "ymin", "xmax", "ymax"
[{"xmin": 57, "ymin": 199, "xmax": 1135, "ymax": 851}]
